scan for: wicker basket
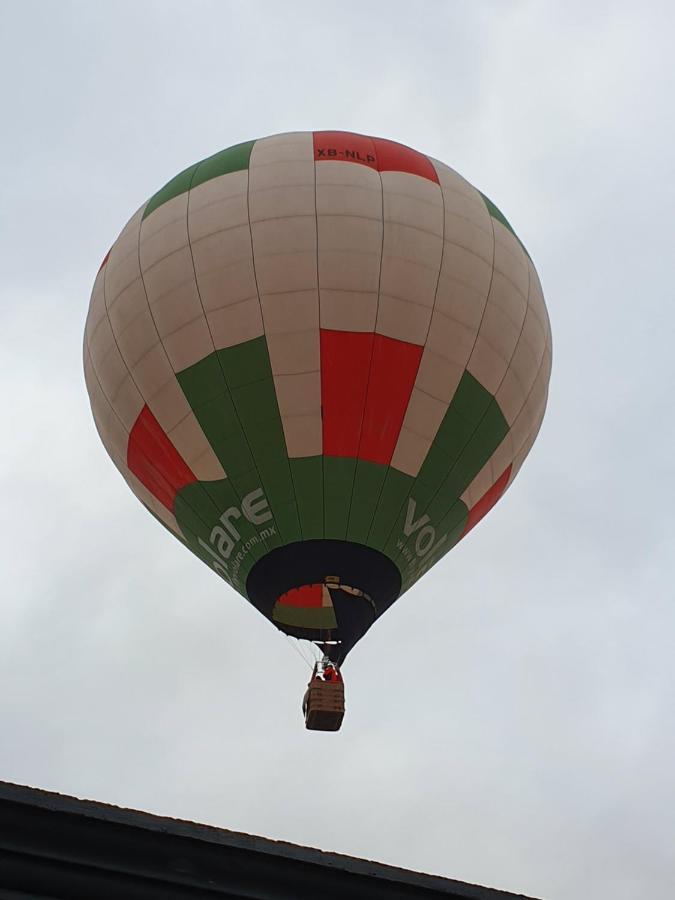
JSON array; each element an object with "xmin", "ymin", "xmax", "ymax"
[{"xmin": 304, "ymin": 681, "xmax": 345, "ymax": 732}]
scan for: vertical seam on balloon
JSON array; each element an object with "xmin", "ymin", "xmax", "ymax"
[
  {"xmin": 284, "ymin": 138, "xmax": 322, "ymax": 542},
  {"xmin": 417, "ymin": 328, "xmax": 549, "ymax": 589},
  {"xmin": 381, "ymin": 219, "xmax": 524, "ymax": 574},
  {"xmin": 84, "ymin": 341, "xmax": 172, "ymax": 526},
  {"xmin": 245, "ymin": 145, "xmax": 266, "ymax": 364},
  {"xmin": 184, "ymin": 156, "xmax": 273, "ymax": 558},
  {"xmin": 496, "ymin": 321, "xmax": 551, "ymax": 498},
  {"xmin": 418, "ymin": 168, "xmax": 447, "ymax": 370},
  {"xmin": 399, "ymin": 250, "xmax": 535, "ymax": 588},
  {"xmin": 245, "ymin": 137, "xmax": 302, "ymax": 544},
  {"xmin": 495, "ymin": 263, "xmax": 548, "ymax": 470},
  {"xmin": 343, "ymin": 135, "xmax": 384, "ymax": 540},
  {"xmin": 463, "ymin": 262, "xmax": 536, "ymax": 502},
  {"xmin": 510, "ymin": 380, "xmax": 549, "ymax": 481},
  {"xmin": 415, "ymin": 266, "xmax": 533, "ymax": 572},
  {"xmin": 84, "ymin": 340, "xmax": 132, "ymax": 466},
  {"xmin": 442, "ymin": 179, "xmax": 499, "ymax": 380},
  {"xmin": 92, "ymin": 244, "xmax": 219, "ymax": 576},
  {"xmin": 363, "ymin": 166, "xmax": 447, "ymax": 545},
  {"xmin": 374, "ymin": 178, "xmax": 499, "ymax": 555},
  {"xmin": 310, "ymin": 138, "xmax": 325, "ymax": 540},
  {"xmin": 505, "ymin": 310, "xmax": 551, "ymax": 471},
  {"xmin": 503, "ymin": 284, "xmax": 549, "ymax": 461},
  {"xmin": 120, "ymin": 208, "xmax": 231, "ymax": 559}
]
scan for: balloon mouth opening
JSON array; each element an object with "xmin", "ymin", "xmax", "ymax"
[
  {"xmin": 246, "ymin": 540, "xmax": 401, "ymax": 663},
  {"xmin": 271, "ymin": 577, "xmax": 374, "ymax": 633}
]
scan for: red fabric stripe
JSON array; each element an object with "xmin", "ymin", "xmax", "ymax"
[
  {"xmin": 127, "ymin": 405, "xmax": 197, "ymax": 511},
  {"xmin": 98, "ymin": 249, "xmax": 111, "ymax": 272},
  {"xmin": 461, "ymin": 466, "xmax": 512, "ymax": 537},
  {"xmin": 321, "ymin": 330, "xmax": 374, "ymax": 457},
  {"xmin": 371, "ymin": 137, "xmax": 439, "ymax": 184},
  {"xmin": 312, "ymin": 131, "xmax": 439, "ymax": 184},
  {"xmin": 359, "ymin": 334, "xmax": 423, "ymax": 465},
  {"xmin": 278, "ymin": 585, "xmax": 324, "ymax": 608}
]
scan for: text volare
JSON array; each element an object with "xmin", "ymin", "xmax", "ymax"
[{"xmin": 198, "ymin": 489, "xmax": 275, "ymax": 583}]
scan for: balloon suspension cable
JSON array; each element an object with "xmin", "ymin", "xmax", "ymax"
[{"xmin": 284, "ymin": 634, "xmax": 316, "ymax": 670}]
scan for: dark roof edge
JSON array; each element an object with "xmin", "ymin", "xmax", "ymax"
[{"xmin": 0, "ymin": 780, "xmax": 540, "ymax": 900}]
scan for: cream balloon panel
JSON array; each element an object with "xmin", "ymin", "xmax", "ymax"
[
  {"xmin": 373, "ymin": 172, "xmax": 441, "ymax": 350},
  {"xmin": 460, "ymin": 253, "xmax": 552, "ymax": 511},
  {"xmin": 461, "ymin": 337, "xmax": 551, "ymax": 510},
  {"xmin": 389, "ymin": 170, "xmax": 536, "ymax": 480},
  {"xmin": 393, "ymin": 157, "xmax": 550, "ymax": 522},
  {"xmin": 84, "ymin": 204, "xmax": 224, "ymax": 483},
  {"xmin": 188, "ymin": 170, "xmax": 263, "ymax": 349},
  {"xmin": 109, "ymin": 201, "xmax": 223, "ymax": 480},
  {"xmin": 84, "ymin": 265, "xmax": 107, "ymax": 354},
  {"xmin": 83, "ymin": 343, "xmax": 182, "ymax": 536},
  {"xmin": 495, "ymin": 258, "xmax": 549, "ymax": 428},
  {"xmin": 315, "ymin": 160, "xmax": 383, "ymax": 332},
  {"xmin": 248, "ymin": 133, "xmax": 321, "ymax": 460},
  {"xmin": 139, "ymin": 193, "xmax": 211, "ymax": 373},
  {"xmin": 85, "ymin": 257, "xmax": 145, "ymax": 435},
  {"xmin": 464, "ymin": 223, "xmax": 529, "ymax": 398}
]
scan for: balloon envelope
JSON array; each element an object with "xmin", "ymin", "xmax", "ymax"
[{"xmin": 84, "ymin": 131, "xmax": 551, "ymax": 662}]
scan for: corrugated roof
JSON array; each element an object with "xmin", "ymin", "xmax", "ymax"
[{"xmin": 0, "ymin": 781, "xmax": 542, "ymax": 899}]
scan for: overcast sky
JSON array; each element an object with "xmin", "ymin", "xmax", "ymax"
[{"xmin": 2, "ymin": 2, "xmax": 674, "ymax": 898}]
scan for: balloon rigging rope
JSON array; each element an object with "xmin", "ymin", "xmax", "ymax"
[{"xmin": 285, "ymin": 634, "xmax": 315, "ymax": 670}]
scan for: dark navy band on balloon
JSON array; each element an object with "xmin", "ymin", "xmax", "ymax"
[{"xmin": 246, "ymin": 540, "xmax": 402, "ymax": 663}]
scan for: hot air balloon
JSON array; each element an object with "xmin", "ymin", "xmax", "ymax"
[{"xmin": 84, "ymin": 131, "xmax": 551, "ymax": 730}]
